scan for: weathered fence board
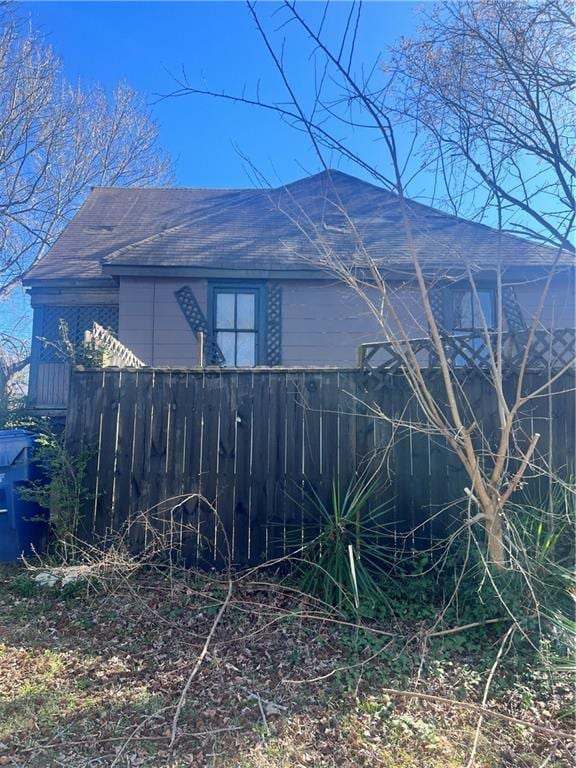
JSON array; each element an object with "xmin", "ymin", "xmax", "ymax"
[{"xmin": 65, "ymin": 367, "xmax": 575, "ymax": 567}]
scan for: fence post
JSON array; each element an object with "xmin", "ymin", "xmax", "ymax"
[{"xmin": 199, "ymin": 331, "xmax": 205, "ymax": 368}]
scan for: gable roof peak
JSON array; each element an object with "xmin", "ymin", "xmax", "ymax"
[{"xmin": 280, "ymin": 167, "xmax": 381, "ymax": 190}]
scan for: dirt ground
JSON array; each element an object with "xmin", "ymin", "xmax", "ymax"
[{"xmin": 0, "ymin": 563, "xmax": 573, "ymax": 767}]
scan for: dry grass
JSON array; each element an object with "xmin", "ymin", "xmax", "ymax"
[{"xmin": 0, "ymin": 563, "xmax": 573, "ymax": 767}]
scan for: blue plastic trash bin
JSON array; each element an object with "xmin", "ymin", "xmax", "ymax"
[{"xmin": 0, "ymin": 430, "xmax": 48, "ymax": 562}]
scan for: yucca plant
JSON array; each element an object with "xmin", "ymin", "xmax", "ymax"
[
  {"xmin": 547, "ymin": 553, "xmax": 576, "ymax": 633},
  {"xmin": 289, "ymin": 466, "xmax": 395, "ymax": 616},
  {"xmin": 510, "ymin": 481, "xmax": 574, "ymax": 565},
  {"xmin": 501, "ymin": 481, "xmax": 575, "ymax": 655}
]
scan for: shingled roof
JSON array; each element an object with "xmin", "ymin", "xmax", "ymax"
[{"xmin": 25, "ymin": 170, "xmax": 566, "ymax": 284}]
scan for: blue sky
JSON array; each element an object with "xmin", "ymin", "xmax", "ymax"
[
  {"xmin": 22, "ymin": 1, "xmax": 421, "ymax": 188},
  {"xmin": 8, "ymin": 1, "xmax": 421, "ymax": 339}
]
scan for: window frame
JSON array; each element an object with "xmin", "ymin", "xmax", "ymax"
[{"xmin": 208, "ymin": 281, "xmax": 267, "ymax": 367}]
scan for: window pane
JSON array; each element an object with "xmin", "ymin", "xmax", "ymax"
[
  {"xmin": 476, "ymin": 290, "xmax": 494, "ymax": 328},
  {"xmin": 217, "ymin": 332, "xmax": 235, "ymax": 367},
  {"xmin": 216, "ymin": 293, "xmax": 235, "ymax": 329},
  {"xmin": 236, "ymin": 293, "xmax": 255, "ymax": 329},
  {"xmin": 453, "ymin": 291, "xmax": 473, "ymax": 329},
  {"xmin": 236, "ymin": 332, "xmax": 256, "ymax": 366}
]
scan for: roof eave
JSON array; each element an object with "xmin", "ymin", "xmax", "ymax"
[
  {"xmin": 101, "ymin": 262, "xmax": 566, "ymax": 281},
  {"xmin": 24, "ymin": 277, "xmax": 117, "ymax": 290},
  {"xmin": 102, "ymin": 264, "xmax": 332, "ymax": 280}
]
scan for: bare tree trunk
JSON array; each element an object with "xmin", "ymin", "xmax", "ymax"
[
  {"xmin": 484, "ymin": 502, "xmax": 506, "ymax": 570},
  {"xmin": 0, "ymin": 352, "xmax": 29, "ymax": 416},
  {"xmin": 0, "ymin": 362, "xmax": 9, "ymax": 415}
]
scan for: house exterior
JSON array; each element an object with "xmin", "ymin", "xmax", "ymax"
[{"xmin": 24, "ymin": 170, "xmax": 575, "ymax": 409}]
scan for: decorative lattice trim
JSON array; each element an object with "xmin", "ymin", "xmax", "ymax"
[
  {"xmin": 502, "ymin": 286, "xmax": 526, "ymax": 332},
  {"xmin": 85, "ymin": 323, "xmax": 145, "ymax": 368},
  {"xmin": 174, "ymin": 286, "xmax": 225, "ymax": 366},
  {"xmin": 266, "ymin": 283, "xmax": 282, "ymax": 366},
  {"xmin": 358, "ymin": 329, "xmax": 575, "ymax": 374},
  {"xmin": 428, "ymin": 288, "xmax": 445, "ymax": 330},
  {"xmin": 39, "ymin": 305, "xmax": 119, "ymax": 362}
]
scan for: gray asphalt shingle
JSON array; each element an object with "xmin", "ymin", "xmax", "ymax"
[{"xmin": 25, "ymin": 170, "xmax": 566, "ymax": 283}]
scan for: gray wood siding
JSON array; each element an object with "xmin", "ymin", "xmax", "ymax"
[
  {"xmin": 118, "ymin": 277, "xmax": 393, "ymax": 368},
  {"xmin": 280, "ymin": 281, "xmax": 381, "ymax": 366},
  {"xmin": 119, "ymin": 277, "xmax": 207, "ymax": 366},
  {"xmin": 117, "ymin": 276, "xmax": 574, "ymax": 368},
  {"xmin": 515, "ymin": 273, "xmax": 575, "ymax": 329},
  {"xmin": 34, "ymin": 363, "xmax": 71, "ymax": 409}
]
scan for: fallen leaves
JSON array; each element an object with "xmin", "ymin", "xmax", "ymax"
[{"xmin": 0, "ymin": 566, "xmax": 573, "ymax": 768}]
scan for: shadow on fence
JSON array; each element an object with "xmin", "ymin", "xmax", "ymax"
[{"xmin": 63, "ymin": 367, "xmax": 575, "ymax": 568}]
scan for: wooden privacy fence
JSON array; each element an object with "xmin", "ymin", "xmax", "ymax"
[{"xmin": 65, "ymin": 367, "xmax": 575, "ymax": 567}]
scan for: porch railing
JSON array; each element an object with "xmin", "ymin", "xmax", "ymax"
[{"xmin": 357, "ymin": 328, "xmax": 576, "ymax": 374}]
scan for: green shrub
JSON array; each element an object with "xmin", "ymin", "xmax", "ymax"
[
  {"xmin": 326, "ymin": 479, "xmax": 574, "ymax": 657},
  {"xmin": 505, "ymin": 482, "xmax": 575, "ymax": 637},
  {"xmin": 19, "ymin": 432, "xmax": 93, "ymax": 560},
  {"xmin": 8, "ymin": 573, "xmax": 38, "ymax": 598},
  {"xmin": 39, "ymin": 319, "xmax": 104, "ymax": 368}
]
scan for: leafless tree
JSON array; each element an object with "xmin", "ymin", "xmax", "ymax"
[
  {"xmin": 0, "ymin": 4, "xmax": 171, "ymax": 398},
  {"xmin": 0, "ymin": 5, "xmax": 171, "ymax": 292},
  {"xmin": 167, "ymin": 0, "xmax": 574, "ymax": 571},
  {"xmin": 390, "ymin": 0, "xmax": 575, "ymax": 251},
  {"xmin": 0, "ymin": 332, "xmax": 28, "ymax": 413}
]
